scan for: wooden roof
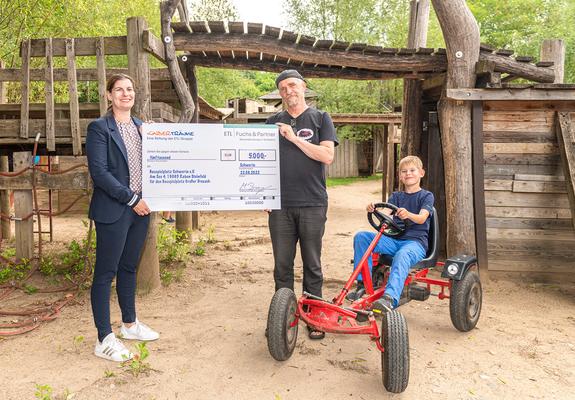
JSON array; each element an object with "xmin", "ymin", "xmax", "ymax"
[{"xmin": 171, "ymin": 21, "xmax": 555, "ymax": 83}]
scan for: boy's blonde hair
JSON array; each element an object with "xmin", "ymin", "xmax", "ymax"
[{"xmin": 398, "ymin": 155, "xmax": 423, "ymax": 170}]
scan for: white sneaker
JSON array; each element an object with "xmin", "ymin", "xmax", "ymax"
[
  {"xmin": 94, "ymin": 333, "xmax": 133, "ymax": 362},
  {"xmin": 120, "ymin": 319, "xmax": 160, "ymax": 341}
]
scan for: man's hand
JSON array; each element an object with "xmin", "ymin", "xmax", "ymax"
[
  {"xmin": 275, "ymin": 122, "xmax": 298, "ymax": 142},
  {"xmin": 133, "ymin": 199, "xmax": 151, "ymax": 216}
]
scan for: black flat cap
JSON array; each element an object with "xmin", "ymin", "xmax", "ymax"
[{"xmin": 275, "ymin": 69, "xmax": 306, "ymax": 88}]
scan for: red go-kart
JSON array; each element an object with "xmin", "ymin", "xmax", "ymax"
[{"xmin": 266, "ymin": 203, "xmax": 482, "ymax": 393}]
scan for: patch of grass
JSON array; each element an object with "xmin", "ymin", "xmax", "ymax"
[
  {"xmin": 0, "ymin": 258, "xmax": 31, "ymax": 285},
  {"xmin": 121, "ymin": 342, "xmax": 151, "ymax": 377},
  {"xmin": 157, "ymin": 223, "xmax": 191, "ymax": 264},
  {"xmin": 34, "ymin": 384, "xmax": 52, "ymax": 400},
  {"xmin": 193, "ymin": 239, "xmax": 206, "ymax": 256},
  {"xmin": 326, "ymin": 173, "xmax": 382, "ymax": 188}
]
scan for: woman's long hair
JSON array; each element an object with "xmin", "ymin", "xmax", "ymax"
[{"xmin": 105, "ymin": 73, "xmax": 136, "ymax": 114}]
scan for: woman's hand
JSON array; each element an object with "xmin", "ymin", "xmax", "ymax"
[{"xmin": 133, "ymin": 199, "xmax": 151, "ymax": 216}]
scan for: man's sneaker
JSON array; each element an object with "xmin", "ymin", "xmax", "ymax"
[
  {"xmin": 371, "ymin": 294, "xmax": 394, "ymax": 313},
  {"xmin": 94, "ymin": 333, "xmax": 133, "ymax": 362},
  {"xmin": 120, "ymin": 319, "xmax": 160, "ymax": 341},
  {"xmin": 346, "ymin": 281, "xmax": 366, "ymax": 301}
]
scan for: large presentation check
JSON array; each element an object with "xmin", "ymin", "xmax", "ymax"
[{"xmin": 141, "ymin": 123, "xmax": 281, "ymax": 211}]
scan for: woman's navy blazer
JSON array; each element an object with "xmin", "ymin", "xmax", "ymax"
[{"xmin": 86, "ymin": 113, "xmax": 143, "ymax": 224}]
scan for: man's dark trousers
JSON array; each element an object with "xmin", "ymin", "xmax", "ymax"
[{"xmin": 269, "ymin": 206, "xmax": 327, "ymax": 298}]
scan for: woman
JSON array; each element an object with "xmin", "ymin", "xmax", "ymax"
[{"xmin": 86, "ymin": 73, "xmax": 159, "ymax": 362}]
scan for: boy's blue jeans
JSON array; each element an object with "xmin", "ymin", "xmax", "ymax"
[{"xmin": 353, "ymin": 231, "xmax": 426, "ymax": 307}]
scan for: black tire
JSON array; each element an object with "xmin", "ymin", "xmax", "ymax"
[
  {"xmin": 381, "ymin": 310, "xmax": 409, "ymax": 393},
  {"xmin": 450, "ymin": 270, "xmax": 482, "ymax": 332},
  {"xmin": 267, "ymin": 288, "xmax": 299, "ymax": 361}
]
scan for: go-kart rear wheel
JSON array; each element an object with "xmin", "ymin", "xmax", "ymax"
[
  {"xmin": 450, "ymin": 270, "xmax": 482, "ymax": 332},
  {"xmin": 267, "ymin": 288, "xmax": 299, "ymax": 361},
  {"xmin": 381, "ymin": 310, "xmax": 409, "ymax": 393}
]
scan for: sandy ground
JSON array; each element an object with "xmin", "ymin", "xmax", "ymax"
[{"xmin": 1, "ymin": 179, "xmax": 574, "ymax": 400}]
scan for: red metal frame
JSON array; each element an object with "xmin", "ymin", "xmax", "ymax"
[{"xmin": 293, "ymin": 224, "xmax": 453, "ymax": 353}]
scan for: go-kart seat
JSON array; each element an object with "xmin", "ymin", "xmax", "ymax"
[{"xmin": 377, "ymin": 207, "xmax": 439, "ymax": 269}]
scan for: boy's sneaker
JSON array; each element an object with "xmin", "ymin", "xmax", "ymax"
[
  {"xmin": 94, "ymin": 333, "xmax": 133, "ymax": 362},
  {"xmin": 120, "ymin": 319, "xmax": 160, "ymax": 341},
  {"xmin": 371, "ymin": 294, "xmax": 394, "ymax": 313},
  {"xmin": 346, "ymin": 281, "xmax": 366, "ymax": 301}
]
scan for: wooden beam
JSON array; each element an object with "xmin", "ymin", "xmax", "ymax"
[
  {"xmin": 25, "ymin": 36, "xmax": 127, "ymax": 57},
  {"xmin": 173, "ymin": 32, "xmax": 447, "ymax": 72},
  {"xmin": 556, "ymin": 112, "xmax": 575, "ymax": 229},
  {"xmin": 540, "ymin": 39, "xmax": 565, "ymax": 84},
  {"xmin": 0, "ymin": 168, "xmax": 90, "ymax": 190},
  {"xmin": 66, "ymin": 38, "xmax": 82, "ymax": 155},
  {"xmin": 432, "ymin": 0, "xmax": 479, "ymax": 256},
  {"xmin": 13, "ymin": 152, "xmax": 33, "ymax": 260},
  {"xmin": 96, "ymin": 37, "xmax": 108, "ymax": 117},
  {"xmin": 142, "ymin": 29, "xmax": 167, "ymax": 64},
  {"xmin": 0, "ymin": 67, "xmax": 172, "ymax": 82},
  {"xmin": 481, "ymin": 52, "xmax": 555, "ymax": 83},
  {"xmin": 20, "ymin": 39, "xmax": 31, "ymax": 139},
  {"xmin": 45, "ymin": 38, "xmax": 55, "ymax": 151},
  {"xmin": 331, "ymin": 113, "xmax": 403, "ymax": 125},
  {"xmin": 447, "ymin": 88, "xmax": 575, "ymax": 101},
  {"xmin": 180, "ymin": 54, "xmax": 426, "ymax": 80}
]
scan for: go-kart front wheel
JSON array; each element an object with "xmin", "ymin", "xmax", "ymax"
[
  {"xmin": 381, "ymin": 310, "xmax": 409, "ymax": 393},
  {"xmin": 267, "ymin": 288, "xmax": 299, "ymax": 361},
  {"xmin": 450, "ymin": 270, "xmax": 482, "ymax": 332}
]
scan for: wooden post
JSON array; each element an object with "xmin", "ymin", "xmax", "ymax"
[
  {"xmin": 0, "ymin": 59, "xmax": 6, "ymax": 102},
  {"xmin": 472, "ymin": 101, "xmax": 488, "ymax": 275},
  {"xmin": 431, "ymin": 0, "xmax": 480, "ymax": 256},
  {"xmin": 0, "ymin": 156, "xmax": 10, "ymax": 241},
  {"xmin": 0, "ymin": 61, "xmax": 10, "ymax": 240},
  {"xmin": 556, "ymin": 113, "xmax": 575, "ymax": 230},
  {"xmin": 20, "ymin": 39, "xmax": 31, "ymax": 139},
  {"xmin": 540, "ymin": 39, "xmax": 565, "ymax": 84},
  {"xmin": 96, "ymin": 37, "xmax": 108, "ymax": 116},
  {"xmin": 65, "ymin": 38, "xmax": 82, "ymax": 155},
  {"xmin": 426, "ymin": 112, "xmax": 446, "ymax": 258},
  {"xmin": 400, "ymin": 0, "xmax": 430, "ymax": 158},
  {"xmin": 45, "ymin": 38, "xmax": 56, "ymax": 152},
  {"xmin": 127, "ymin": 17, "xmax": 152, "ymax": 119},
  {"xmin": 382, "ymin": 124, "xmax": 396, "ymax": 201},
  {"xmin": 127, "ymin": 17, "xmax": 160, "ymax": 292},
  {"xmin": 14, "ymin": 152, "xmax": 33, "ymax": 260}
]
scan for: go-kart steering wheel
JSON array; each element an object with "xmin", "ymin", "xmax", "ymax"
[{"xmin": 368, "ymin": 202, "xmax": 407, "ymax": 237}]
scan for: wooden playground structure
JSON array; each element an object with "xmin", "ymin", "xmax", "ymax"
[{"xmin": 0, "ymin": 0, "xmax": 573, "ymax": 288}]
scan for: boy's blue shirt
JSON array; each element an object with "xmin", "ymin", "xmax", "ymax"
[{"xmin": 388, "ymin": 189, "xmax": 435, "ymax": 252}]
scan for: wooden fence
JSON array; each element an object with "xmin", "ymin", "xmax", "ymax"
[{"xmin": 482, "ymin": 101, "xmax": 575, "ymax": 276}]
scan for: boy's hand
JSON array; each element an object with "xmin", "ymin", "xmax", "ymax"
[
  {"xmin": 366, "ymin": 203, "xmax": 375, "ymax": 212},
  {"xmin": 396, "ymin": 207, "xmax": 410, "ymax": 220}
]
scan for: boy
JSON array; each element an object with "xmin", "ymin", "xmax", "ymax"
[{"xmin": 347, "ymin": 155, "xmax": 434, "ymax": 312}]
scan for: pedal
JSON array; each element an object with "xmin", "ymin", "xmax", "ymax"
[{"xmin": 408, "ymin": 284, "xmax": 430, "ymax": 301}]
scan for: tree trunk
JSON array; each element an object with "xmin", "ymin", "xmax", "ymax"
[
  {"xmin": 401, "ymin": 0, "xmax": 430, "ymax": 159},
  {"xmin": 431, "ymin": 0, "xmax": 480, "ymax": 256},
  {"xmin": 160, "ymin": 0, "xmax": 195, "ymax": 122}
]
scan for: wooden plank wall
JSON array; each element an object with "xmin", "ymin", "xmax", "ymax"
[
  {"xmin": 326, "ymin": 139, "xmax": 358, "ymax": 178},
  {"xmin": 483, "ymin": 102, "xmax": 575, "ymax": 275}
]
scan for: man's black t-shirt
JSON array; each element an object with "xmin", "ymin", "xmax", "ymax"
[{"xmin": 266, "ymin": 107, "xmax": 339, "ymax": 207}]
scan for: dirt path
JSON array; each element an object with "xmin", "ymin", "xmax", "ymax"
[{"xmin": 1, "ymin": 180, "xmax": 574, "ymax": 399}]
